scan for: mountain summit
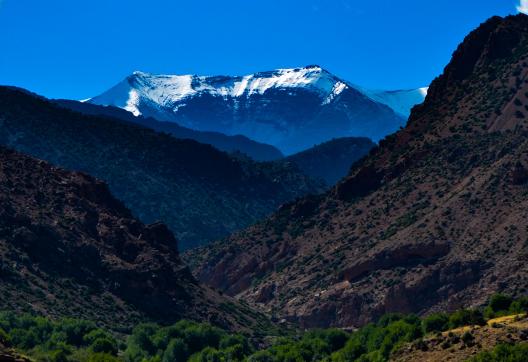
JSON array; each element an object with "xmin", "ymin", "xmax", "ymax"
[{"xmin": 88, "ymin": 66, "xmax": 413, "ymax": 154}]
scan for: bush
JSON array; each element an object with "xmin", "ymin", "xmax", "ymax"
[
  {"xmin": 87, "ymin": 353, "xmax": 120, "ymax": 362},
  {"xmin": 188, "ymin": 346, "xmax": 224, "ymax": 362},
  {"xmin": 247, "ymin": 350, "xmax": 274, "ymax": 362},
  {"xmin": 162, "ymin": 338, "xmax": 189, "ymax": 362},
  {"xmin": 510, "ymin": 297, "xmax": 528, "ymax": 314},
  {"xmin": 124, "ymin": 323, "xmax": 159, "ymax": 361},
  {"xmin": 90, "ymin": 337, "xmax": 118, "ymax": 355},
  {"xmin": 448, "ymin": 309, "xmax": 485, "ymax": 329},
  {"xmin": 461, "ymin": 331, "xmax": 475, "ymax": 345},
  {"xmin": 470, "ymin": 343, "xmax": 528, "ymax": 361},
  {"xmin": 183, "ymin": 324, "xmax": 223, "ymax": 354},
  {"xmin": 0, "ymin": 328, "xmax": 10, "ymax": 345},
  {"xmin": 485, "ymin": 294, "xmax": 513, "ymax": 318},
  {"xmin": 422, "ymin": 313, "xmax": 449, "ymax": 333},
  {"xmin": 49, "ymin": 349, "xmax": 70, "ymax": 362},
  {"xmin": 219, "ymin": 334, "xmax": 248, "ymax": 351},
  {"xmin": 56, "ymin": 318, "xmax": 96, "ymax": 347}
]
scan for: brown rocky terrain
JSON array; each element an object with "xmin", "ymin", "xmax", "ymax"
[
  {"xmin": 0, "ymin": 147, "xmax": 271, "ymax": 333},
  {"xmin": 392, "ymin": 314, "xmax": 528, "ymax": 362},
  {"xmin": 187, "ymin": 14, "xmax": 528, "ymax": 328}
]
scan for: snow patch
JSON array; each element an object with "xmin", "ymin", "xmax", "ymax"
[
  {"xmin": 125, "ymin": 89, "xmax": 141, "ymax": 116},
  {"xmin": 323, "ymin": 81, "xmax": 348, "ymax": 105},
  {"xmin": 96, "ymin": 67, "xmax": 344, "ymax": 109}
]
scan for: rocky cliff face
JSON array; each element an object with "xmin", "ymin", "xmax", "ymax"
[
  {"xmin": 0, "ymin": 87, "xmax": 323, "ymax": 249},
  {"xmin": 187, "ymin": 14, "xmax": 528, "ymax": 328},
  {"xmin": 0, "ymin": 147, "xmax": 270, "ymax": 332}
]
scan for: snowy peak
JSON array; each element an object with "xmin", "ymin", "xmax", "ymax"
[
  {"xmin": 89, "ymin": 66, "xmax": 420, "ymax": 154},
  {"xmin": 91, "ymin": 66, "xmax": 351, "ymax": 117}
]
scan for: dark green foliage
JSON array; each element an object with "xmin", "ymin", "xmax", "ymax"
[
  {"xmin": 2, "ymin": 295, "xmax": 528, "ymax": 361},
  {"xmin": 422, "ymin": 313, "xmax": 449, "ymax": 333},
  {"xmin": 484, "ymin": 293, "xmax": 528, "ymax": 319},
  {"xmin": 486, "ymin": 294, "xmax": 514, "ymax": 317},
  {"xmin": 0, "ymin": 312, "xmax": 119, "ymax": 361},
  {"xmin": 162, "ymin": 338, "xmax": 188, "ymax": 362},
  {"xmin": 448, "ymin": 309, "xmax": 485, "ymax": 329},
  {"xmin": 509, "ymin": 297, "xmax": 528, "ymax": 314},
  {"xmin": 330, "ymin": 314, "xmax": 423, "ymax": 361},
  {"xmin": 461, "ymin": 331, "xmax": 475, "ymax": 345},
  {"xmin": 90, "ymin": 338, "xmax": 118, "ymax": 355},
  {"xmin": 124, "ymin": 320, "xmax": 251, "ymax": 362},
  {"xmin": 469, "ymin": 343, "xmax": 528, "ymax": 361}
]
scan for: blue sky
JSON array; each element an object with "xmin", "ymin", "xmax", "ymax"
[{"xmin": 0, "ymin": 0, "xmax": 520, "ymax": 100}]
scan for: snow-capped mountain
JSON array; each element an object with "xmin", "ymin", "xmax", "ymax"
[
  {"xmin": 88, "ymin": 66, "xmax": 420, "ymax": 154},
  {"xmin": 359, "ymin": 87, "xmax": 428, "ymax": 118}
]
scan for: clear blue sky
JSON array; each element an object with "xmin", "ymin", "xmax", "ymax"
[{"xmin": 0, "ymin": 0, "xmax": 519, "ymax": 100}]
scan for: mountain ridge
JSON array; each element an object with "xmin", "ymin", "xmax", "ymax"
[
  {"xmin": 55, "ymin": 99, "xmax": 284, "ymax": 161},
  {"xmin": 0, "ymin": 86, "xmax": 323, "ymax": 249},
  {"xmin": 88, "ymin": 66, "xmax": 412, "ymax": 154},
  {"xmin": 285, "ymin": 137, "xmax": 376, "ymax": 186},
  {"xmin": 187, "ymin": 14, "xmax": 528, "ymax": 329}
]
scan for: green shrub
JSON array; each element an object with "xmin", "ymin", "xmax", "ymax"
[
  {"xmin": 2, "ymin": 297, "xmax": 528, "ymax": 362},
  {"xmin": 461, "ymin": 331, "xmax": 475, "ymax": 345},
  {"xmin": 247, "ymin": 350, "xmax": 274, "ymax": 362},
  {"xmin": 87, "ymin": 353, "xmax": 121, "ymax": 362},
  {"xmin": 422, "ymin": 313, "xmax": 449, "ymax": 333},
  {"xmin": 188, "ymin": 346, "xmax": 224, "ymax": 362},
  {"xmin": 509, "ymin": 297, "xmax": 528, "ymax": 314},
  {"xmin": 162, "ymin": 338, "xmax": 188, "ymax": 362},
  {"xmin": 469, "ymin": 343, "xmax": 528, "ymax": 361},
  {"xmin": 90, "ymin": 337, "xmax": 118, "ymax": 355},
  {"xmin": 485, "ymin": 294, "xmax": 513, "ymax": 318},
  {"xmin": 448, "ymin": 309, "xmax": 485, "ymax": 329}
]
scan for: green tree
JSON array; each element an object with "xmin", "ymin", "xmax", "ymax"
[
  {"xmin": 162, "ymin": 338, "xmax": 189, "ymax": 362},
  {"xmin": 422, "ymin": 313, "xmax": 449, "ymax": 333},
  {"xmin": 91, "ymin": 337, "xmax": 118, "ymax": 355},
  {"xmin": 470, "ymin": 343, "xmax": 528, "ymax": 361},
  {"xmin": 485, "ymin": 294, "xmax": 513, "ymax": 318}
]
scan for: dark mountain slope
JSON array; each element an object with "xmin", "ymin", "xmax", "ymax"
[
  {"xmin": 54, "ymin": 99, "xmax": 284, "ymax": 161},
  {"xmin": 0, "ymin": 87, "xmax": 323, "ymax": 249},
  {"xmin": 188, "ymin": 14, "xmax": 528, "ymax": 328},
  {"xmin": 285, "ymin": 137, "xmax": 375, "ymax": 185},
  {"xmin": 0, "ymin": 147, "xmax": 270, "ymax": 332}
]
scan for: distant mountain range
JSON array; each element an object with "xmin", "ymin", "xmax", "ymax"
[
  {"xmin": 56, "ymin": 99, "xmax": 374, "ymax": 187},
  {"xmin": 285, "ymin": 137, "xmax": 376, "ymax": 185},
  {"xmin": 0, "ymin": 87, "xmax": 323, "ymax": 249},
  {"xmin": 55, "ymin": 100, "xmax": 284, "ymax": 162},
  {"xmin": 88, "ymin": 66, "xmax": 425, "ymax": 154}
]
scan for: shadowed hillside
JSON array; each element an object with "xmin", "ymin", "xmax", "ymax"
[
  {"xmin": 0, "ymin": 87, "xmax": 323, "ymax": 249},
  {"xmin": 188, "ymin": 14, "xmax": 528, "ymax": 328}
]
